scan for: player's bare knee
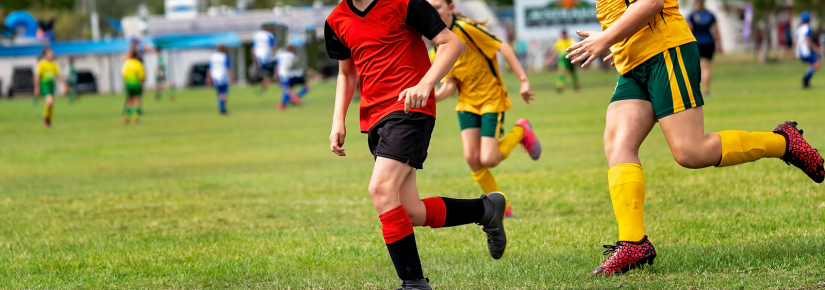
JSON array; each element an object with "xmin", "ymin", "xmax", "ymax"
[
  {"xmin": 480, "ymin": 154, "xmax": 500, "ymax": 168},
  {"xmin": 464, "ymin": 151, "xmax": 481, "ymax": 169},
  {"xmin": 671, "ymin": 147, "xmax": 704, "ymax": 169},
  {"xmin": 367, "ymin": 181, "xmax": 393, "ymax": 201}
]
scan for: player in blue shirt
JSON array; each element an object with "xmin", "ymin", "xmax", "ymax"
[
  {"xmin": 796, "ymin": 11, "xmax": 821, "ymax": 88},
  {"xmin": 687, "ymin": 0, "xmax": 722, "ymax": 97},
  {"xmin": 207, "ymin": 44, "xmax": 233, "ymax": 115},
  {"xmin": 251, "ymin": 27, "xmax": 277, "ymax": 96}
]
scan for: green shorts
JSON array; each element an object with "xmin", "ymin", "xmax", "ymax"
[
  {"xmin": 40, "ymin": 81, "xmax": 55, "ymax": 97},
  {"xmin": 611, "ymin": 42, "xmax": 705, "ymax": 119},
  {"xmin": 559, "ymin": 56, "xmax": 575, "ymax": 71},
  {"xmin": 458, "ymin": 111, "xmax": 505, "ymax": 138},
  {"xmin": 125, "ymin": 83, "xmax": 143, "ymax": 97}
]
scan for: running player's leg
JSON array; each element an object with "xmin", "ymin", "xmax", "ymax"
[
  {"xmin": 217, "ymin": 84, "xmax": 228, "ymax": 114},
  {"xmin": 556, "ymin": 63, "xmax": 567, "ymax": 92},
  {"xmin": 396, "ymin": 162, "xmax": 509, "ymax": 260},
  {"xmin": 592, "ymin": 99, "xmax": 658, "ymax": 275},
  {"xmin": 569, "ymin": 64, "xmax": 580, "ymax": 91},
  {"xmin": 132, "ymin": 96, "xmax": 142, "ymax": 124},
  {"xmin": 699, "ymin": 58, "xmax": 712, "ymax": 96},
  {"xmin": 278, "ymin": 82, "xmax": 292, "ymax": 111},
  {"xmin": 803, "ymin": 57, "xmax": 821, "ymax": 88},
  {"xmin": 44, "ymin": 94, "xmax": 54, "ymax": 127},
  {"xmin": 155, "ymin": 80, "xmax": 163, "ymax": 101},
  {"xmin": 296, "ymin": 77, "xmax": 310, "ymax": 98}
]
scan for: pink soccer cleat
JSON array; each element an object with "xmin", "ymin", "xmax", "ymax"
[
  {"xmin": 516, "ymin": 118, "xmax": 541, "ymax": 160},
  {"xmin": 504, "ymin": 204, "xmax": 513, "ymax": 218}
]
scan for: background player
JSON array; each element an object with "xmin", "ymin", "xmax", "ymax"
[
  {"xmin": 566, "ymin": 0, "xmax": 824, "ymax": 276},
  {"xmin": 122, "ymin": 49, "xmax": 145, "ymax": 124},
  {"xmin": 325, "ymin": 0, "xmax": 508, "ymax": 288},
  {"xmin": 429, "ymin": 0, "xmax": 540, "ymax": 218},
  {"xmin": 547, "ymin": 30, "xmax": 580, "ymax": 93},
  {"xmin": 66, "ymin": 56, "xmax": 79, "ymax": 104},
  {"xmin": 251, "ymin": 26, "xmax": 277, "ymax": 96},
  {"xmin": 687, "ymin": 0, "xmax": 722, "ymax": 97},
  {"xmin": 796, "ymin": 11, "xmax": 821, "ymax": 88},
  {"xmin": 274, "ymin": 44, "xmax": 309, "ymax": 111},
  {"xmin": 206, "ymin": 44, "xmax": 233, "ymax": 115},
  {"xmin": 34, "ymin": 47, "xmax": 65, "ymax": 127},
  {"xmin": 155, "ymin": 48, "xmax": 175, "ymax": 102}
]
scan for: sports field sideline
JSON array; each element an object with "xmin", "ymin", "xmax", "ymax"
[{"xmin": 0, "ymin": 57, "xmax": 823, "ymax": 289}]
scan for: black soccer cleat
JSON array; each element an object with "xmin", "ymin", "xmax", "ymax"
[
  {"xmin": 478, "ymin": 192, "xmax": 507, "ymax": 260},
  {"xmin": 773, "ymin": 121, "xmax": 824, "ymax": 183},
  {"xmin": 395, "ymin": 278, "xmax": 432, "ymax": 290}
]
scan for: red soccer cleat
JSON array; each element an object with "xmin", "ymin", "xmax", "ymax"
[
  {"xmin": 773, "ymin": 121, "xmax": 824, "ymax": 183},
  {"xmin": 591, "ymin": 235, "xmax": 657, "ymax": 276},
  {"xmin": 277, "ymin": 103, "xmax": 286, "ymax": 111},
  {"xmin": 515, "ymin": 118, "xmax": 541, "ymax": 161},
  {"xmin": 290, "ymin": 94, "xmax": 302, "ymax": 106}
]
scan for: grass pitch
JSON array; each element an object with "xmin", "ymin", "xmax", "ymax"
[{"xmin": 0, "ymin": 58, "xmax": 824, "ymax": 289}]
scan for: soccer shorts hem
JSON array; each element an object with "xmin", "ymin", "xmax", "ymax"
[
  {"xmin": 800, "ymin": 54, "xmax": 819, "ymax": 64},
  {"xmin": 125, "ymin": 84, "xmax": 143, "ymax": 97},
  {"xmin": 458, "ymin": 111, "xmax": 505, "ymax": 138},
  {"xmin": 367, "ymin": 111, "xmax": 436, "ymax": 170},
  {"xmin": 40, "ymin": 81, "xmax": 55, "ymax": 97},
  {"xmin": 216, "ymin": 83, "xmax": 229, "ymax": 95},
  {"xmin": 611, "ymin": 42, "xmax": 705, "ymax": 120},
  {"xmin": 259, "ymin": 62, "xmax": 276, "ymax": 78}
]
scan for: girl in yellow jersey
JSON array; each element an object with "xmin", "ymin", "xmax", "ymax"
[
  {"xmin": 34, "ymin": 47, "xmax": 65, "ymax": 127},
  {"xmin": 122, "ymin": 49, "xmax": 145, "ymax": 124},
  {"xmin": 428, "ymin": 0, "xmax": 541, "ymax": 217},
  {"xmin": 565, "ymin": 0, "xmax": 823, "ymax": 275}
]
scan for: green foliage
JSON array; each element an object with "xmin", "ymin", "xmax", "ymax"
[{"xmin": 0, "ymin": 52, "xmax": 824, "ymax": 290}]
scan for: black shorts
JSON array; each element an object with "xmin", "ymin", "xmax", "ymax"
[
  {"xmin": 697, "ymin": 44, "xmax": 715, "ymax": 60},
  {"xmin": 367, "ymin": 111, "xmax": 436, "ymax": 170}
]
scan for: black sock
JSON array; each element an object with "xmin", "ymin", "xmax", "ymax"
[
  {"xmin": 386, "ymin": 234, "xmax": 424, "ymax": 280},
  {"xmin": 441, "ymin": 197, "xmax": 485, "ymax": 227}
]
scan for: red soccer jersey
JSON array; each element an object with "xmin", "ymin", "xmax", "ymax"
[{"xmin": 325, "ymin": 0, "xmax": 447, "ymax": 132}]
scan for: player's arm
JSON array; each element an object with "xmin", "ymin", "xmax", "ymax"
[
  {"xmin": 566, "ymin": 0, "xmax": 664, "ymax": 67},
  {"xmin": 325, "ymin": 21, "xmax": 355, "ymax": 156},
  {"xmin": 331, "ymin": 58, "xmax": 357, "ymax": 156},
  {"xmin": 399, "ymin": 0, "xmax": 464, "ymax": 112},
  {"xmin": 499, "ymin": 42, "xmax": 534, "ymax": 104},
  {"xmin": 806, "ymin": 37, "xmax": 820, "ymax": 53},
  {"xmin": 712, "ymin": 23, "xmax": 723, "ymax": 53},
  {"xmin": 434, "ymin": 77, "xmax": 457, "ymax": 102},
  {"xmin": 33, "ymin": 65, "xmax": 41, "ymax": 96}
]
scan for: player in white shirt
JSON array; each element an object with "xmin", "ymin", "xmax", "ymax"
[
  {"xmin": 274, "ymin": 44, "xmax": 310, "ymax": 111},
  {"xmin": 796, "ymin": 11, "xmax": 821, "ymax": 88},
  {"xmin": 251, "ymin": 27, "xmax": 277, "ymax": 95},
  {"xmin": 206, "ymin": 44, "xmax": 233, "ymax": 115}
]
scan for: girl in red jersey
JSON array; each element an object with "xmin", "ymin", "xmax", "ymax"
[{"xmin": 326, "ymin": 0, "xmax": 509, "ymax": 288}]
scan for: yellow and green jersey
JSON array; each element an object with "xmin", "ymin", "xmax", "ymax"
[
  {"xmin": 122, "ymin": 58, "xmax": 145, "ymax": 86},
  {"xmin": 596, "ymin": 0, "xmax": 695, "ymax": 74},
  {"xmin": 36, "ymin": 59, "xmax": 60, "ymax": 84},
  {"xmin": 445, "ymin": 17, "xmax": 511, "ymax": 115},
  {"xmin": 555, "ymin": 37, "xmax": 574, "ymax": 58}
]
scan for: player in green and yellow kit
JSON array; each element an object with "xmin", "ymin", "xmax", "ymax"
[
  {"xmin": 429, "ymin": 0, "xmax": 542, "ymax": 218},
  {"xmin": 547, "ymin": 30, "xmax": 579, "ymax": 93},
  {"xmin": 564, "ymin": 0, "xmax": 824, "ymax": 275},
  {"xmin": 122, "ymin": 49, "xmax": 145, "ymax": 124},
  {"xmin": 34, "ymin": 47, "xmax": 65, "ymax": 127}
]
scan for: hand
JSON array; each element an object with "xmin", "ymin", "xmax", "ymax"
[
  {"xmin": 330, "ymin": 122, "xmax": 347, "ymax": 156},
  {"xmin": 603, "ymin": 53, "xmax": 616, "ymax": 67},
  {"xmin": 519, "ymin": 80, "xmax": 535, "ymax": 104},
  {"xmin": 566, "ymin": 30, "xmax": 613, "ymax": 68},
  {"xmin": 398, "ymin": 83, "xmax": 431, "ymax": 113}
]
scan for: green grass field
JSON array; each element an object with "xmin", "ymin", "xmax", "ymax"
[{"xmin": 1, "ymin": 58, "xmax": 824, "ymax": 289}]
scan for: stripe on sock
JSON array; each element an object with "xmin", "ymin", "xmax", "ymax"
[
  {"xmin": 421, "ymin": 197, "xmax": 446, "ymax": 228},
  {"xmin": 380, "ymin": 205, "xmax": 414, "ymax": 244}
]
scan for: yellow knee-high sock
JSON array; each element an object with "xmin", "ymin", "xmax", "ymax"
[
  {"xmin": 608, "ymin": 164, "xmax": 646, "ymax": 242},
  {"xmin": 498, "ymin": 126, "xmax": 525, "ymax": 160},
  {"xmin": 44, "ymin": 104, "xmax": 53, "ymax": 120},
  {"xmin": 471, "ymin": 167, "xmax": 501, "ymax": 194},
  {"xmin": 716, "ymin": 131, "xmax": 786, "ymax": 167}
]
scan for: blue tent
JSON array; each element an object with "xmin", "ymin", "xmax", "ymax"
[
  {"xmin": 0, "ymin": 38, "xmax": 133, "ymax": 57},
  {"xmin": 152, "ymin": 32, "xmax": 241, "ymax": 50}
]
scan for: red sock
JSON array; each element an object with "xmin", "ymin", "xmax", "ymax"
[
  {"xmin": 421, "ymin": 197, "xmax": 447, "ymax": 228},
  {"xmin": 379, "ymin": 205, "xmax": 423, "ymax": 280},
  {"xmin": 380, "ymin": 205, "xmax": 414, "ymax": 244}
]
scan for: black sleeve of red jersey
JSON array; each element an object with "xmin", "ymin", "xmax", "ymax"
[
  {"xmin": 325, "ymin": 21, "xmax": 352, "ymax": 60},
  {"xmin": 406, "ymin": 0, "xmax": 447, "ymax": 40}
]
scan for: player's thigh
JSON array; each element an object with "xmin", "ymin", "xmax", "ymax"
[
  {"xmin": 604, "ymin": 100, "xmax": 656, "ymax": 167},
  {"xmin": 460, "ymin": 128, "xmax": 482, "ymax": 160},
  {"xmin": 369, "ymin": 157, "xmax": 414, "ymax": 213},
  {"xmin": 480, "ymin": 136, "xmax": 501, "ymax": 163}
]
